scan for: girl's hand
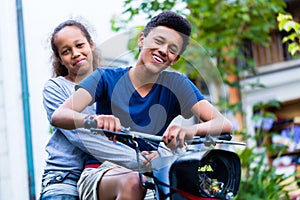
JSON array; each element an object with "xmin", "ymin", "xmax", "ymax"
[{"xmin": 162, "ymin": 125, "xmax": 197, "ymax": 151}]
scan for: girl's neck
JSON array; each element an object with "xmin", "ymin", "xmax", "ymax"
[
  {"xmin": 64, "ymin": 73, "xmax": 89, "ymax": 83},
  {"xmin": 65, "ymin": 68, "xmax": 93, "ymax": 83}
]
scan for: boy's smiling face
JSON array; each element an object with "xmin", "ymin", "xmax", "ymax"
[{"xmin": 138, "ymin": 26, "xmax": 183, "ymax": 74}]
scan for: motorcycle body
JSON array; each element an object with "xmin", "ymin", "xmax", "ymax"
[{"xmin": 85, "ymin": 125, "xmax": 243, "ymax": 200}]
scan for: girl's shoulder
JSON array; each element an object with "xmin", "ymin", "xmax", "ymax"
[
  {"xmin": 43, "ymin": 76, "xmax": 74, "ymax": 97},
  {"xmin": 45, "ymin": 76, "xmax": 73, "ymax": 88}
]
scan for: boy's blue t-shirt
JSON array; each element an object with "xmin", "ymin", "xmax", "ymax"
[{"xmin": 77, "ymin": 67, "xmax": 205, "ymax": 151}]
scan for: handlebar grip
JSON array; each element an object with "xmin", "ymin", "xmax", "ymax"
[
  {"xmin": 218, "ymin": 133, "xmax": 232, "ymax": 141},
  {"xmin": 83, "ymin": 119, "xmax": 97, "ymax": 129}
]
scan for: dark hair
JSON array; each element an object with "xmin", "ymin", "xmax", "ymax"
[
  {"xmin": 143, "ymin": 11, "xmax": 191, "ymax": 54},
  {"xmin": 50, "ymin": 19, "xmax": 101, "ymax": 77}
]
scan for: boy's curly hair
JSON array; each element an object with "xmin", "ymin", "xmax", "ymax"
[{"xmin": 143, "ymin": 11, "xmax": 191, "ymax": 54}]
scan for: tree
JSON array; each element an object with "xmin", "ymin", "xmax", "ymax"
[
  {"xmin": 111, "ymin": 0, "xmax": 297, "ymax": 199},
  {"xmin": 111, "ymin": 0, "xmax": 286, "ymax": 129}
]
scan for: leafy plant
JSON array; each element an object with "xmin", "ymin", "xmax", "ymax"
[
  {"xmin": 235, "ymin": 100, "xmax": 294, "ymax": 199},
  {"xmin": 237, "ymin": 147, "xmax": 292, "ymax": 200},
  {"xmin": 277, "ymin": 13, "xmax": 300, "ymax": 56}
]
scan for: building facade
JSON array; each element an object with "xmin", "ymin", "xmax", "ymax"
[{"xmin": 0, "ymin": 0, "xmax": 299, "ymax": 199}]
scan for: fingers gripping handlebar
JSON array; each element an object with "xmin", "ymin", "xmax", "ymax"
[
  {"xmin": 83, "ymin": 118, "xmax": 98, "ymax": 129},
  {"xmin": 83, "ymin": 119, "xmax": 246, "ymax": 147}
]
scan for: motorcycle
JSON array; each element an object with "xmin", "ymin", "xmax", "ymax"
[{"xmin": 84, "ymin": 120, "xmax": 245, "ymax": 200}]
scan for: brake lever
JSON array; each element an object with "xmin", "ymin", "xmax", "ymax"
[
  {"xmin": 89, "ymin": 127, "xmax": 137, "ymax": 148},
  {"xmin": 204, "ymin": 135, "xmax": 216, "ymax": 147}
]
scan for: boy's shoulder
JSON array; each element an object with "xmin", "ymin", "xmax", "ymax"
[
  {"xmin": 96, "ymin": 66, "xmax": 130, "ymax": 73},
  {"xmin": 161, "ymin": 70, "xmax": 186, "ymax": 79}
]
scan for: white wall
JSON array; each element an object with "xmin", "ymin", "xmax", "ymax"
[
  {"xmin": 0, "ymin": 0, "xmax": 29, "ymax": 199},
  {"xmin": 0, "ymin": 0, "xmax": 136, "ymax": 199},
  {"xmin": 23, "ymin": 0, "xmax": 136, "ymax": 198}
]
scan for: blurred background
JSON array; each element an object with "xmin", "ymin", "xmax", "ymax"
[{"xmin": 1, "ymin": 0, "xmax": 300, "ymax": 199}]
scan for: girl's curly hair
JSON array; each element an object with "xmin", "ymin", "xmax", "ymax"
[{"xmin": 50, "ymin": 19, "xmax": 102, "ymax": 77}]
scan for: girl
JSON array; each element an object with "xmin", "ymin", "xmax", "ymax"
[{"xmin": 40, "ymin": 19, "xmax": 146, "ymax": 200}]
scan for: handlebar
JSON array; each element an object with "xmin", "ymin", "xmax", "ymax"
[{"xmin": 83, "ymin": 119, "xmax": 246, "ymax": 148}]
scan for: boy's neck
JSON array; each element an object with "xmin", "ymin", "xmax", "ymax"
[{"xmin": 129, "ymin": 67, "xmax": 158, "ymax": 97}]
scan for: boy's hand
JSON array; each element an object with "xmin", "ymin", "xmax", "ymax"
[
  {"xmin": 94, "ymin": 115, "xmax": 121, "ymax": 142},
  {"xmin": 95, "ymin": 114, "xmax": 121, "ymax": 132},
  {"xmin": 141, "ymin": 151, "xmax": 159, "ymax": 168},
  {"xmin": 163, "ymin": 125, "xmax": 196, "ymax": 151}
]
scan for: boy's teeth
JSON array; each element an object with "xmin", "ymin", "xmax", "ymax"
[{"xmin": 153, "ymin": 55, "xmax": 163, "ymax": 62}]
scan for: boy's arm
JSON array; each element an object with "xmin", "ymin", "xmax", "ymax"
[
  {"xmin": 192, "ymin": 100, "xmax": 233, "ymax": 135},
  {"xmin": 51, "ymin": 88, "xmax": 92, "ymax": 129},
  {"xmin": 163, "ymin": 100, "xmax": 233, "ymax": 149}
]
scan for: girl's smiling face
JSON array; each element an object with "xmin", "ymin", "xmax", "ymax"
[{"xmin": 54, "ymin": 25, "xmax": 94, "ymax": 81}]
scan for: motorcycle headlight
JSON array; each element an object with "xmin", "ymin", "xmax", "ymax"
[{"xmin": 169, "ymin": 149, "xmax": 241, "ymax": 200}]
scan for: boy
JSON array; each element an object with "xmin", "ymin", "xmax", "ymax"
[{"xmin": 52, "ymin": 10, "xmax": 233, "ymax": 200}]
